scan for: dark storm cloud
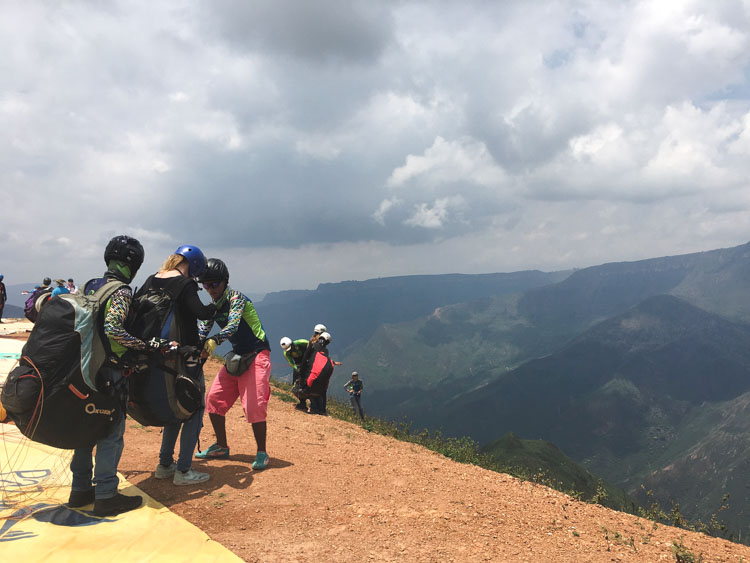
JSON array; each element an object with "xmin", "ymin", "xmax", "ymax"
[
  {"xmin": 159, "ymin": 139, "xmax": 505, "ymax": 248},
  {"xmin": 199, "ymin": 0, "xmax": 394, "ymax": 65}
]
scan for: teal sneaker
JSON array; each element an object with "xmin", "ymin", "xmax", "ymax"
[
  {"xmin": 251, "ymin": 451, "xmax": 269, "ymax": 470},
  {"xmin": 195, "ymin": 443, "xmax": 230, "ymax": 459}
]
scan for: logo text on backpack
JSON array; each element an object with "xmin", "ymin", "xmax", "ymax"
[{"xmin": 85, "ymin": 403, "xmax": 115, "ymax": 416}]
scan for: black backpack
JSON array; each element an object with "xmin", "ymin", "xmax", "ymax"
[
  {"xmin": 125, "ymin": 275, "xmax": 202, "ymax": 426},
  {"xmin": 126, "ymin": 276, "xmax": 182, "ymax": 343},
  {"xmin": 2, "ymin": 280, "xmax": 124, "ymax": 449}
]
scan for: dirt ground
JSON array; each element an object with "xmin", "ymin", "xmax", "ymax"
[
  {"xmin": 4, "ymin": 324, "xmax": 750, "ymax": 561},
  {"xmin": 115, "ymin": 358, "xmax": 750, "ymax": 563}
]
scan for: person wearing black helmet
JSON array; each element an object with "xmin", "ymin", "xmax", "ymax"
[
  {"xmin": 195, "ymin": 258, "xmax": 273, "ymax": 470},
  {"xmin": 68, "ymin": 235, "xmax": 148, "ymax": 517}
]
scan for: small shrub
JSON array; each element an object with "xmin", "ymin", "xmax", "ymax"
[{"xmin": 671, "ymin": 538, "xmax": 703, "ymax": 563}]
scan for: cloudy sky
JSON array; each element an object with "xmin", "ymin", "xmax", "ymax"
[{"xmin": 3, "ymin": 0, "xmax": 750, "ymax": 295}]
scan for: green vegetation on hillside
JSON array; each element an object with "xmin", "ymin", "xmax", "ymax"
[
  {"xmin": 271, "ymin": 379, "xmax": 632, "ymax": 512},
  {"xmin": 270, "ymin": 379, "xmax": 740, "ymax": 543},
  {"xmin": 481, "ymin": 432, "xmax": 633, "ymax": 510}
]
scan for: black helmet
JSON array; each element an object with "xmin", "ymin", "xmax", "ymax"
[
  {"xmin": 198, "ymin": 258, "xmax": 229, "ymax": 283},
  {"xmin": 43, "ymin": 277, "xmax": 51, "ymax": 286},
  {"xmin": 104, "ymin": 235, "xmax": 145, "ymax": 276}
]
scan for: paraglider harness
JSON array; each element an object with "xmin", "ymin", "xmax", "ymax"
[
  {"xmin": 124, "ymin": 276, "xmax": 205, "ymax": 426},
  {"xmin": 2, "ymin": 278, "xmax": 127, "ymax": 449}
]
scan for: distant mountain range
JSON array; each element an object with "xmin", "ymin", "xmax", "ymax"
[
  {"xmin": 256, "ymin": 270, "xmax": 571, "ymax": 375},
  {"xmin": 254, "ymin": 241, "xmax": 750, "ymax": 534},
  {"xmin": 429, "ymin": 294, "xmax": 750, "ymax": 527},
  {"xmin": 1, "ymin": 304, "xmax": 24, "ymax": 318}
]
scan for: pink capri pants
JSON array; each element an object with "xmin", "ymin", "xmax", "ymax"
[{"xmin": 205, "ymin": 349, "xmax": 271, "ymax": 423}]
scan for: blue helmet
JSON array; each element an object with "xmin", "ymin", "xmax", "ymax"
[
  {"xmin": 175, "ymin": 245, "xmax": 207, "ymax": 278},
  {"xmin": 0, "ymin": 274, "xmax": 3, "ymax": 281}
]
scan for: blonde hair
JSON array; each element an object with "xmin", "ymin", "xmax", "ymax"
[{"xmin": 159, "ymin": 254, "xmax": 186, "ymax": 273}]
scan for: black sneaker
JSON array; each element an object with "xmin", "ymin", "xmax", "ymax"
[
  {"xmin": 67, "ymin": 488, "xmax": 95, "ymax": 508},
  {"xmin": 294, "ymin": 404, "xmax": 307, "ymax": 411},
  {"xmin": 94, "ymin": 493, "xmax": 143, "ymax": 517}
]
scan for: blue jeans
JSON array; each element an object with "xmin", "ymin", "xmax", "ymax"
[
  {"xmin": 350, "ymin": 394, "xmax": 364, "ymax": 419},
  {"xmin": 159, "ymin": 376, "xmax": 205, "ymax": 472},
  {"xmin": 70, "ymin": 367, "xmax": 126, "ymax": 500}
]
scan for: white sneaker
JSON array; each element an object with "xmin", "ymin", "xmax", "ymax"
[
  {"xmin": 173, "ymin": 468, "xmax": 210, "ymax": 486},
  {"xmin": 155, "ymin": 462, "xmax": 176, "ymax": 479}
]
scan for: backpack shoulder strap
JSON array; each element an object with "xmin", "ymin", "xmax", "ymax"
[
  {"xmin": 75, "ymin": 279, "xmax": 127, "ymax": 391},
  {"xmin": 89, "ymin": 279, "xmax": 127, "ymax": 307}
]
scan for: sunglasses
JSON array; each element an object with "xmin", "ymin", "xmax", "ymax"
[{"xmin": 202, "ymin": 281, "xmax": 223, "ymax": 290}]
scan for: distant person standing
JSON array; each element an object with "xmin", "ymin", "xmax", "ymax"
[
  {"xmin": 344, "ymin": 372, "xmax": 364, "ymax": 420},
  {"xmin": 51, "ymin": 279, "xmax": 70, "ymax": 298},
  {"xmin": 0, "ymin": 274, "xmax": 6, "ymax": 323},
  {"xmin": 67, "ymin": 278, "xmax": 79, "ymax": 295}
]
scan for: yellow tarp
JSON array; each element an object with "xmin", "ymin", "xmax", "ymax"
[{"xmin": 0, "ymin": 425, "xmax": 241, "ymax": 562}]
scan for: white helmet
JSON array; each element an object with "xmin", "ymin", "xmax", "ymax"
[
  {"xmin": 319, "ymin": 331, "xmax": 332, "ymax": 343},
  {"xmin": 313, "ymin": 323, "xmax": 327, "ymax": 334},
  {"xmin": 280, "ymin": 337, "xmax": 292, "ymax": 351}
]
